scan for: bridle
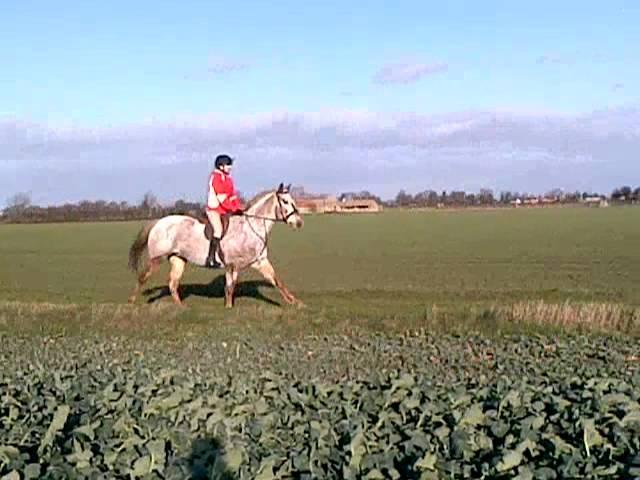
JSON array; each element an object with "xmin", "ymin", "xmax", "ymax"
[
  {"xmin": 238, "ymin": 192, "xmax": 300, "ymax": 261},
  {"xmin": 239, "ymin": 193, "xmax": 299, "ymax": 223}
]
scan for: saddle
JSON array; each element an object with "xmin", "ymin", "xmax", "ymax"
[{"xmin": 193, "ymin": 210, "xmax": 231, "ymax": 241}]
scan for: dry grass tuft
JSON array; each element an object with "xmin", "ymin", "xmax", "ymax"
[{"xmin": 489, "ymin": 300, "xmax": 640, "ymax": 334}]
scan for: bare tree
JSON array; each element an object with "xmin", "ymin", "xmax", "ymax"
[
  {"xmin": 4, "ymin": 192, "xmax": 32, "ymax": 217},
  {"xmin": 140, "ymin": 191, "xmax": 160, "ymax": 216}
]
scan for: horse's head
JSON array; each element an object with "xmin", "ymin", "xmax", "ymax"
[{"xmin": 275, "ymin": 183, "xmax": 304, "ymax": 229}]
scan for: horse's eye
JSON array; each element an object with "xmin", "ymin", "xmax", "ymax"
[{"xmin": 282, "ymin": 199, "xmax": 289, "ymax": 205}]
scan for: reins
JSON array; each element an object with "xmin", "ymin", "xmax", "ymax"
[
  {"xmin": 239, "ymin": 213, "xmax": 284, "ymax": 222},
  {"xmin": 237, "ymin": 193, "xmax": 297, "ymax": 257}
]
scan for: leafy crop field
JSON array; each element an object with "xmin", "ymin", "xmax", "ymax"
[
  {"xmin": 1, "ymin": 206, "xmax": 640, "ymax": 478},
  {"xmin": 2, "ymin": 332, "xmax": 640, "ymax": 479}
]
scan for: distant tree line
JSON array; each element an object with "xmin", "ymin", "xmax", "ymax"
[
  {"xmin": 611, "ymin": 186, "xmax": 640, "ymax": 202},
  {"xmin": 1, "ymin": 185, "xmax": 637, "ymax": 223},
  {"xmin": 1, "ymin": 191, "xmax": 207, "ymax": 224},
  {"xmin": 389, "ymin": 185, "xmax": 639, "ymax": 208}
]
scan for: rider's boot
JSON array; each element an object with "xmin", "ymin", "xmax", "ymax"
[{"xmin": 206, "ymin": 237, "xmax": 222, "ymax": 268}]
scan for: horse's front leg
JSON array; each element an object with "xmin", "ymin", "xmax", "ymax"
[
  {"xmin": 224, "ymin": 267, "xmax": 238, "ymax": 308},
  {"xmin": 252, "ymin": 259, "xmax": 304, "ymax": 307}
]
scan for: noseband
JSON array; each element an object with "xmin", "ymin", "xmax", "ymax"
[{"xmin": 276, "ymin": 194, "xmax": 299, "ymax": 222}]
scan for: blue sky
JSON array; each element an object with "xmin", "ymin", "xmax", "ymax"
[{"xmin": 1, "ymin": 0, "xmax": 639, "ymax": 205}]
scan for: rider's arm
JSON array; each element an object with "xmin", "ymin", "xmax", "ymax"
[
  {"xmin": 213, "ymin": 175, "xmax": 239, "ymax": 210},
  {"xmin": 212, "ymin": 174, "xmax": 229, "ymax": 205},
  {"xmin": 227, "ymin": 178, "xmax": 243, "ymax": 210}
]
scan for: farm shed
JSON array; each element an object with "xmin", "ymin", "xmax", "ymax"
[
  {"xmin": 336, "ymin": 198, "xmax": 382, "ymax": 213},
  {"xmin": 294, "ymin": 196, "xmax": 382, "ymax": 214},
  {"xmin": 295, "ymin": 196, "xmax": 339, "ymax": 214},
  {"xmin": 582, "ymin": 196, "xmax": 609, "ymax": 207}
]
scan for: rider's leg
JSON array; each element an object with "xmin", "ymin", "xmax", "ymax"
[{"xmin": 205, "ymin": 210, "xmax": 223, "ymax": 268}]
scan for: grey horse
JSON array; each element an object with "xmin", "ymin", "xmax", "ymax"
[{"xmin": 127, "ymin": 183, "xmax": 304, "ymax": 308}]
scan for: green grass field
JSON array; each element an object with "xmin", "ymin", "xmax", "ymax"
[
  {"xmin": 1, "ymin": 206, "xmax": 639, "ymax": 337},
  {"xmin": 2, "ymin": 207, "xmax": 640, "ymax": 479}
]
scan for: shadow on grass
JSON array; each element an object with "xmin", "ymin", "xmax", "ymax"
[
  {"xmin": 188, "ymin": 436, "xmax": 236, "ymax": 480},
  {"xmin": 142, "ymin": 274, "xmax": 280, "ymax": 306}
]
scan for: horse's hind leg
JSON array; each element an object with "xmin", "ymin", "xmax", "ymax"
[
  {"xmin": 252, "ymin": 259, "xmax": 303, "ymax": 307},
  {"xmin": 128, "ymin": 258, "xmax": 160, "ymax": 304},
  {"xmin": 224, "ymin": 267, "xmax": 238, "ymax": 308},
  {"xmin": 168, "ymin": 255, "xmax": 187, "ymax": 306}
]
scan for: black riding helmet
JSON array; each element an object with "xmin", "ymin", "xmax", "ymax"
[{"xmin": 214, "ymin": 154, "xmax": 234, "ymax": 169}]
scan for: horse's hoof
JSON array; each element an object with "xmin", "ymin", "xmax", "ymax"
[{"xmin": 287, "ymin": 297, "xmax": 305, "ymax": 308}]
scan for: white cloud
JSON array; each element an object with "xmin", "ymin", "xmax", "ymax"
[
  {"xmin": 1, "ymin": 106, "xmax": 639, "ymax": 205},
  {"xmin": 207, "ymin": 55, "xmax": 250, "ymax": 74},
  {"xmin": 373, "ymin": 61, "xmax": 448, "ymax": 85}
]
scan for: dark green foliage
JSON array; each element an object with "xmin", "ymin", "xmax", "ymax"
[{"xmin": 2, "ymin": 333, "xmax": 639, "ymax": 479}]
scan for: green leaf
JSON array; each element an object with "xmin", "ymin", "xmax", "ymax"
[
  {"xmin": 0, "ymin": 447, "xmax": 20, "ymax": 462},
  {"xmin": 403, "ymin": 397, "xmax": 422, "ymax": 410},
  {"xmin": 364, "ymin": 468, "xmax": 385, "ymax": 479},
  {"xmin": 130, "ymin": 455, "xmax": 152, "ymax": 478},
  {"xmin": 223, "ymin": 447, "xmax": 244, "ymax": 472},
  {"xmin": 621, "ymin": 410, "xmax": 640, "ymax": 426},
  {"xmin": 38, "ymin": 404, "xmax": 70, "ymax": 455},
  {"xmin": 391, "ymin": 374, "xmax": 416, "ymax": 391},
  {"xmin": 593, "ymin": 464, "xmax": 619, "ymax": 475},
  {"xmin": 496, "ymin": 449, "xmax": 523, "ymax": 472},
  {"xmin": 73, "ymin": 424, "xmax": 96, "ymax": 440},
  {"xmin": 23, "ymin": 463, "xmax": 41, "ymax": 480},
  {"xmin": 415, "ymin": 452, "xmax": 437, "ymax": 471},
  {"xmin": 349, "ymin": 431, "xmax": 366, "ymax": 470},
  {"xmin": 459, "ymin": 403, "xmax": 485, "ymax": 426},
  {"xmin": 434, "ymin": 425, "xmax": 450, "ymax": 441},
  {"xmin": 582, "ymin": 418, "xmax": 604, "ymax": 457},
  {"xmin": 542, "ymin": 433, "xmax": 575, "ymax": 454},
  {"xmin": 66, "ymin": 448, "xmax": 92, "ymax": 467},
  {"xmin": 255, "ymin": 459, "xmax": 276, "ymax": 480},
  {"xmin": 534, "ymin": 467, "xmax": 558, "ymax": 479},
  {"xmin": 1, "ymin": 471, "xmax": 20, "ymax": 480},
  {"xmin": 513, "ymin": 466, "xmax": 534, "ymax": 480},
  {"xmin": 601, "ymin": 393, "xmax": 629, "ymax": 406},
  {"xmin": 147, "ymin": 439, "xmax": 166, "ymax": 472}
]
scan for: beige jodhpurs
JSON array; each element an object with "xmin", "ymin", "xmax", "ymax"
[{"xmin": 206, "ymin": 210, "xmax": 223, "ymax": 239}]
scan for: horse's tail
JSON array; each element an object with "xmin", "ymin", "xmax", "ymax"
[{"xmin": 128, "ymin": 221, "xmax": 156, "ymax": 274}]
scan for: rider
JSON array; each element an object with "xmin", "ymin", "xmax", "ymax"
[{"xmin": 205, "ymin": 154, "xmax": 243, "ymax": 268}]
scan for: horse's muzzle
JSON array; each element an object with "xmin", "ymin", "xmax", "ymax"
[{"xmin": 289, "ymin": 216, "xmax": 304, "ymax": 229}]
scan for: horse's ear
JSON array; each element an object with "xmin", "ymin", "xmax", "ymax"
[
  {"xmin": 277, "ymin": 183, "xmax": 284, "ymax": 193},
  {"xmin": 286, "ymin": 183, "xmax": 291, "ymax": 192}
]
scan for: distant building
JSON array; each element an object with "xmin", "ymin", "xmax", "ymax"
[
  {"xmin": 582, "ymin": 196, "xmax": 609, "ymax": 208},
  {"xmin": 295, "ymin": 195, "xmax": 338, "ymax": 214},
  {"xmin": 294, "ymin": 193, "xmax": 382, "ymax": 214},
  {"xmin": 337, "ymin": 198, "xmax": 383, "ymax": 213}
]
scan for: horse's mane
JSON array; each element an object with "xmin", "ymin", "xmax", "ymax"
[{"xmin": 243, "ymin": 190, "xmax": 275, "ymax": 211}]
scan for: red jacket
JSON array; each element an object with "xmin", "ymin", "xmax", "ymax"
[{"xmin": 207, "ymin": 170, "xmax": 242, "ymax": 213}]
